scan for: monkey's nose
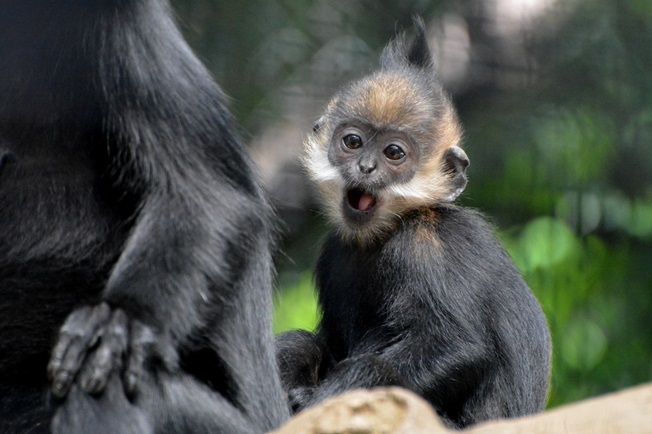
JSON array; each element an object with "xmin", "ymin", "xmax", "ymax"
[{"xmin": 358, "ymin": 161, "xmax": 376, "ymax": 174}]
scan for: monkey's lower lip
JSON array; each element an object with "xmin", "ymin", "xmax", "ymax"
[{"xmin": 346, "ymin": 188, "xmax": 377, "ymax": 212}]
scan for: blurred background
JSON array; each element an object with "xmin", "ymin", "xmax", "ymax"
[{"xmin": 171, "ymin": 0, "xmax": 652, "ymax": 408}]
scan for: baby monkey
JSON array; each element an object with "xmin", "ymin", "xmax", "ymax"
[{"xmin": 276, "ymin": 19, "xmax": 551, "ymax": 428}]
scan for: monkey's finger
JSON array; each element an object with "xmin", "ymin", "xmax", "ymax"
[
  {"xmin": 48, "ymin": 303, "xmax": 111, "ymax": 397},
  {"xmin": 79, "ymin": 309, "xmax": 128, "ymax": 395},
  {"xmin": 125, "ymin": 321, "xmax": 179, "ymax": 397},
  {"xmin": 124, "ymin": 320, "xmax": 155, "ymax": 397},
  {"xmin": 288, "ymin": 387, "xmax": 314, "ymax": 413},
  {"xmin": 48, "ymin": 305, "xmax": 95, "ymax": 379}
]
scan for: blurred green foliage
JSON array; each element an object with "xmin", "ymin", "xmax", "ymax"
[
  {"xmin": 273, "ymin": 272, "xmax": 318, "ymax": 334},
  {"xmin": 173, "ymin": 0, "xmax": 652, "ymax": 409}
]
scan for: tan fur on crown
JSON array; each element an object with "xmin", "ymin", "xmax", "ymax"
[{"xmin": 303, "ymin": 71, "xmax": 463, "ymax": 245}]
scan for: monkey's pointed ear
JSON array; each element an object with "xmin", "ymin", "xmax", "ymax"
[
  {"xmin": 441, "ymin": 146, "xmax": 469, "ymax": 202},
  {"xmin": 407, "ymin": 17, "xmax": 433, "ymax": 70}
]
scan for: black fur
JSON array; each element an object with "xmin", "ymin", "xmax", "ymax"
[
  {"xmin": 0, "ymin": 0, "xmax": 288, "ymax": 432},
  {"xmin": 276, "ymin": 206, "xmax": 551, "ymax": 427},
  {"xmin": 406, "ymin": 18, "xmax": 433, "ymax": 69}
]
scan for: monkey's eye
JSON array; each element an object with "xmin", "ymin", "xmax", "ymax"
[
  {"xmin": 342, "ymin": 134, "xmax": 363, "ymax": 149},
  {"xmin": 383, "ymin": 144, "xmax": 406, "ymax": 161}
]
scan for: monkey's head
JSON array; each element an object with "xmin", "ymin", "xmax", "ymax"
[{"xmin": 304, "ymin": 19, "xmax": 469, "ymax": 245}]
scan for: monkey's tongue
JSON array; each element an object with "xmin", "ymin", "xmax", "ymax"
[
  {"xmin": 358, "ymin": 193, "xmax": 376, "ymax": 211},
  {"xmin": 348, "ymin": 189, "xmax": 377, "ymax": 211}
]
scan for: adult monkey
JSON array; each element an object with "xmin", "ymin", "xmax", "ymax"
[{"xmin": 0, "ymin": 0, "xmax": 288, "ymax": 433}]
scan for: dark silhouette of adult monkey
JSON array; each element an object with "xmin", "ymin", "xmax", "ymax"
[{"xmin": 0, "ymin": 0, "xmax": 288, "ymax": 432}]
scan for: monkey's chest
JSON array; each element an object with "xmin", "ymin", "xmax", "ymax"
[
  {"xmin": 321, "ymin": 278, "xmax": 389, "ymax": 359},
  {"xmin": 317, "ymin": 238, "xmax": 391, "ymax": 356}
]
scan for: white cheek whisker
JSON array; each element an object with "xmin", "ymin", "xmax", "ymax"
[{"xmin": 384, "ymin": 174, "xmax": 449, "ymax": 206}]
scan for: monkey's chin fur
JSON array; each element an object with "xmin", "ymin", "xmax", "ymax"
[{"xmin": 332, "ymin": 187, "xmax": 403, "ymax": 247}]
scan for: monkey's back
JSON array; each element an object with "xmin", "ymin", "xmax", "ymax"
[{"xmin": 409, "ymin": 205, "xmax": 552, "ymax": 414}]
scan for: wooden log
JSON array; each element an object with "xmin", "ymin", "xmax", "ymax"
[{"xmin": 272, "ymin": 383, "xmax": 652, "ymax": 434}]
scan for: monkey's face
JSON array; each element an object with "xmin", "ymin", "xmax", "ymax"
[
  {"xmin": 328, "ymin": 122, "xmax": 419, "ymax": 227},
  {"xmin": 304, "ymin": 73, "xmax": 468, "ymax": 245}
]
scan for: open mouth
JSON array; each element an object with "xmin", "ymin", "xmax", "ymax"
[{"xmin": 346, "ymin": 188, "xmax": 377, "ymax": 212}]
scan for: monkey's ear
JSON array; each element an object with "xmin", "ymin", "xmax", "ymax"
[
  {"xmin": 407, "ymin": 17, "xmax": 433, "ymax": 70},
  {"xmin": 441, "ymin": 146, "xmax": 469, "ymax": 202},
  {"xmin": 312, "ymin": 116, "xmax": 326, "ymax": 133}
]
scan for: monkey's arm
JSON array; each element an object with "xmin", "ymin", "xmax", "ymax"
[
  {"xmin": 276, "ymin": 330, "xmax": 331, "ymax": 390},
  {"xmin": 287, "ymin": 351, "xmax": 407, "ymax": 412},
  {"xmin": 45, "ymin": 40, "xmax": 272, "ymax": 394},
  {"xmin": 288, "ymin": 323, "xmax": 488, "ymax": 417},
  {"xmin": 48, "ymin": 163, "xmax": 268, "ymax": 395},
  {"xmin": 275, "ymin": 330, "xmax": 337, "ymax": 412}
]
